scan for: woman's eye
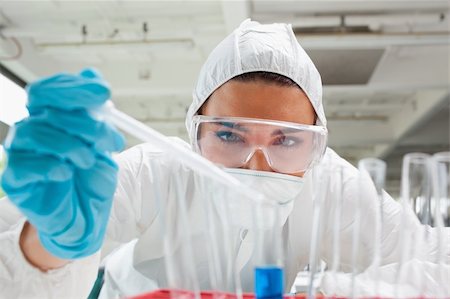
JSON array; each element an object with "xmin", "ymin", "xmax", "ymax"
[
  {"xmin": 215, "ymin": 131, "xmax": 243, "ymax": 143},
  {"xmin": 273, "ymin": 136, "xmax": 301, "ymax": 147}
]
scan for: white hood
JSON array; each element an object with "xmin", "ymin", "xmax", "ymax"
[{"xmin": 185, "ymin": 19, "xmax": 326, "ymax": 139}]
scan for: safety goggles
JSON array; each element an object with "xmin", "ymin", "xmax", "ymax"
[{"xmin": 191, "ymin": 116, "xmax": 328, "ymax": 174}]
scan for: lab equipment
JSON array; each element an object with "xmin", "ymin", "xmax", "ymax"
[
  {"xmin": 402, "ymin": 153, "xmax": 433, "ymax": 225},
  {"xmin": 136, "ymin": 165, "xmax": 285, "ymax": 299},
  {"xmin": 1, "ymin": 19, "xmax": 448, "ymax": 299},
  {"xmin": 254, "ymin": 267, "xmax": 284, "ymax": 299},
  {"xmin": 432, "ymin": 152, "xmax": 450, "ymax": 227},
  {"xmin": 399, "ymin": 153, "xmax": 432, "ymax": 264},
  {"xmin": 161, "ymin": 169, "xmax": 201, "ymax": 299},
  {"xmin": 307, "ymin": 165, "xmax": 329, "ymax": 299},
  {"xmin": 319, "ymin": 152, "xmax": 449, "ymax": 298},
  {"xmin": 253, "ymin": 202, "xmax": 285, "ymax": 299},
  {"xmin": 349, "ymin": 174, "xmax": 363, "ymax": 299},
  {"xmin": 2, "ymin": 138, "xmax": 448, "ymax": 298},
  {"xmin": 326, "ymin": 165, "xmax": 344, "ymax": 299},
  {"xmin": 430, "ymin": 152, "xmax": 449, "ymax": 299},
  {"xmin": 0, "ymin": 68, "xmax": 125, "ymax": 259},
  {"xmin": 397, "ymin": 153, "xmax": 435, "ymax": 297},
  {"xmin": 101, "ymin": 100, "xmax": 289, "ymax": 298},
  {"xmin": 358, "ymin": 158, "xmax": 387, "ymax": 295},
  {"xmin": 190, "ymin": 116, "xmax": 327, "ymax": 174},
  {"xmin": 329, "ymin": 165, "xmax": 344, "ymax": 272}
]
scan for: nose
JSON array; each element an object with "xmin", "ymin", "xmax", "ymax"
[{"xmin": 242, "ymin": 149, "xmax": 274, "ymax": 172}]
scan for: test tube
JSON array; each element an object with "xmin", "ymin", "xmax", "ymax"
[
  {"xmin": 253, "ymin": 200, "xmax": 285, "ymax": 299},
  {"xmin": 350, "ymin": 170, "xmax": 363, "ymax": 299},
  {"xmin": 106, "ymin": 102, "xmax": 264, "ymax": 298},
  {"xmin": 162, "ymin": 160, "xmax": 254, "ymax": 299},
  {"xmin": 209, "ymin": 183, "xmax": 246, "ymax": 298},
  {"xmin": 430, "ymin": 152, "xmax": 450, "ymax": 298},
  {"xmin": 402, "ymin": 153, "xmax": 432, "ymax": 225},
  {"xmin": 163, "ymin": 161, "xmax": 201, "ymax": 299},
  {"xmin": 358, "ymin": 158, "xmax": 387, "ymax": 296},
  {"xmin": 404, "ymin": 153, "xmax": 431, "ymax": 286},
  {"xmin": 307, "ymin": 165, "xmax": 328, "ymax": 299},
  {"xmin": 432, "ymin": 152, "xmax": 450, "ymax": 227},
  {"xmin": 396, "ymin": 153, "xmax": 431, "ymax": 297},
  {"xmin": 328, "ymin": 165, "xmax": 344, "ymax": 299}
]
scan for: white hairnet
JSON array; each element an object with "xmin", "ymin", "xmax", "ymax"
[{"xmin": 185, "ymin": 19, "xmax": 326, "ymax": 138}]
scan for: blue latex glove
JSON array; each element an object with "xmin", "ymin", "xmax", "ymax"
[{"xmin": 1, "ymin": 68, "xmax": 125, "ymax": 259}]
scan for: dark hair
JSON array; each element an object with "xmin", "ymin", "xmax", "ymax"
[
  {"xmin": 199, "ymin": 71, "xmax": 308, "ymax": 115},
  {"xmin": 231, "ymin": 71, "xmax": 301, "ymax": 89}
]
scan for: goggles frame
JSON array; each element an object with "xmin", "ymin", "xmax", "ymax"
[{"xmin": 190, "ymin": 115, "xmax": 328, "ymax": 173}]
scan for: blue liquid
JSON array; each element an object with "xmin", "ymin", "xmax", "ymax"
[{"xmin": 254, "ymin": 266, "xmax": 284, "ymax": 299}]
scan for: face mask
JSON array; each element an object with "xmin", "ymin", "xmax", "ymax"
[{"xmin": 224, "ymin": 168, "xmax": 305, "ymax": 228}]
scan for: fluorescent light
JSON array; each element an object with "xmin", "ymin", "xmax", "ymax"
[
  {"xmin": 35, "ymin": 37, "xmax": 195, "ymax": 54},
  {"xmin": 345, "ymin": 13, "xmax": 446, "ymax": 28},
  {"xmin": 297, "ymin": 33, "xmax": 450, "ymax": 49}
]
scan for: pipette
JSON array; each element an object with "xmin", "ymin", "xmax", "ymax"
[{"xmin": 100, "ymin": 101, "xmax": 263, "ymax": 202}]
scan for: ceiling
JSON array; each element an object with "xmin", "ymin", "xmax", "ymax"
[{"xmin": 0, "ymin": 0, "xmax": 449, "ymax": 196}]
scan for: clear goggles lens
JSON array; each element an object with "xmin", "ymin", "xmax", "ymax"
[{"xmin": 191, "ymin": 116, "xmax": 328, "ymax": 174}]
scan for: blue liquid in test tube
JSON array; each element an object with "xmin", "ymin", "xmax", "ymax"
[{"xmin": 254, "ymin": 266, "xmax": 284, "ymax": 299}]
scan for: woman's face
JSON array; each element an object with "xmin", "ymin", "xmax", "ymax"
[{"xmin": 200, "ymin": 80, "xmax": 316, "ymax": 177}]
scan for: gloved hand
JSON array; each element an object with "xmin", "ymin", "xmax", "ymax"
[{"xmin": 1, "ymin": 68, "xmax": 125, "ymax": 259}]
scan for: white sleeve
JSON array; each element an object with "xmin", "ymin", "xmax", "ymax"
[
  {"xmin": 0, "ymin": 198, "xmax": 100, "ymax": 299},
  {"xmin": 103, "ymin": 143, "xmax": 166, "ymax": 258}
]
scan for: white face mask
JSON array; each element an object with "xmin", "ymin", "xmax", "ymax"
[{"xmin": 224, "ymin": 168, "xmax": 305, "ymax": 228}]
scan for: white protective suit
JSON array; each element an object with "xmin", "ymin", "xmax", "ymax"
[{"xmin": 0, "ymin": 19, "xmax": 448, "ymax": 299}]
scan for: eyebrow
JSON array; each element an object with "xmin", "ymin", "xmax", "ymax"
[
  {"xmin": 216, "ymin": 122, "xmax": 249, "ymax": 132},
  {"xmin": 271, "ymin": 127, "xmax": 301, "ymax": 136},
  {"xmin": 213, "ymin": 123, "xmax": 302, "ymax": 135}
]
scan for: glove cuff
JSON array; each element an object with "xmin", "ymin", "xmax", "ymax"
[{"xmin": 38, "ymin": 232, "xmax": 103, "ymax": 259}]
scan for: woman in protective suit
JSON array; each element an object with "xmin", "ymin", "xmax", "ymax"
[{"xmin": 0, "ymin": 20, "xmax": 447, "ymax": 298}]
